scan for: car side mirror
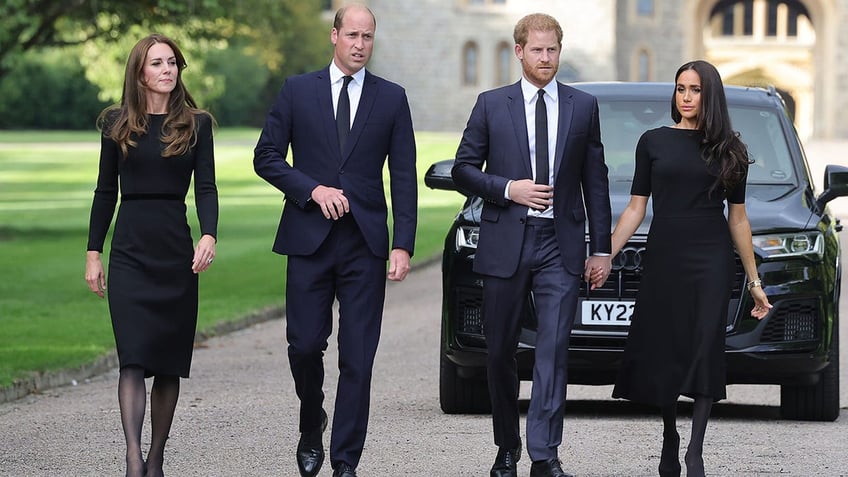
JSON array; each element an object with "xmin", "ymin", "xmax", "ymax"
[
  {"xmin": 815, "ymin": 164, "xmax": 848, "ymax": 213},
  {"xmin": 424, "ymin": 159, "xmax": 457, "ymax": 191}
]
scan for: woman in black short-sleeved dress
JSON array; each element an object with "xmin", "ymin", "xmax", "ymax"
[
  {"xmin": 596, "ymin": 61, "xmax": 772, "ymax": 477},
  {"xmin": 85, "ymin": 34, "xmax": 218, "ymax": 477}
]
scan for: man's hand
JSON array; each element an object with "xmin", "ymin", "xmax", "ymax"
[
  {"xmin": 387, "ymin": 248, "xmax": 411, "ymax": 282},
  {"xmin": 311, "ymin": 185, "xmax": 350, "ymax": 220},
  {"xmin": 508, "ymin": 179, "xmax": 553, "ymax": 210},
  {"xmin": 584, "ymin": 255, "xmax": 612, "ymax": 290}
]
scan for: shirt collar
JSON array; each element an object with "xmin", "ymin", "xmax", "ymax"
[
  {"xmin": 521, "ymin": 77, "xmax": 558, "ymax": 105},
  {"xmin": 330, "ymin": 61, "xmax": 366, "ymax": 86}
]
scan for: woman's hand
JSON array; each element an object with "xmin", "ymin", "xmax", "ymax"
[
  {"xmin": 750, "ymin": 286, "xmax": 772, "ymax": 320},
  {"xmin": 192, "ymin": 234, "xmax": 217, "ymax": 274},
  {"xmin": 85, "ymin": 251, "xmax": 106, "ymax": 298}
]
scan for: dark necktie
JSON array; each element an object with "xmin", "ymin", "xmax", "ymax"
[
  {"xmin": 535, "ymin": 89, "xmax": 549, "ymax": 185},
  {"xmin": 337, "ymin": 75, "xmax": 353, "ymax": 151}
]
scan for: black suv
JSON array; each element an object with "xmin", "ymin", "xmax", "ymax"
[{"xmin": 425, "ymin": 82, "xmax": 847, "ymax": 421}]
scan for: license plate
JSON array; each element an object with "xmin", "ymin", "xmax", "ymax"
[{"xmin": 581, "ymin": 300, "xmax": 635, "ymax": 326}]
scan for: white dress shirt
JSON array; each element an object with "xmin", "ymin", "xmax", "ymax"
[{"xmin": 329, "ymin": 61, "xmax": 365, "ymax": 130}]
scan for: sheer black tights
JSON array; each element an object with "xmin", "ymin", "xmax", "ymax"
[
  {"xmin": 684, "ymin": 396, "xmax": 712, "ymax": 477},
  {"xmin": 658, "ymin": 396, "xmax": 712, "ymax": 477},
  {"xmin": 118, "ymin": 366, "xmax": 180, "ymax": 477},
  {"xmin": 659, "ymin": 404, "xmax": 680, "ymax": 476}
]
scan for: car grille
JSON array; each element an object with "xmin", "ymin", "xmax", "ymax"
[
  {"xmin": 761, "ymin": 299, "xmax": 819, "ymax": 343},
  {"xmin": 454, "ymin": 286, "xmax": 484, "ymax": 335},
  {"xmin": 582, "ymin": 241, "xmax": 746, "ymax": 300},
  {"xmin": 453, "ymin": 243, "xmax": 748, "ymax": 342}
]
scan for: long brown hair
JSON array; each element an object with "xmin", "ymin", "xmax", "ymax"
[
  {"xmin": 97, "ymin": 34, "xmax": 209, "ymax": 158},
  {"xmin": 671, "ymin": 60, "xmax": 751, "ymax": 196}
]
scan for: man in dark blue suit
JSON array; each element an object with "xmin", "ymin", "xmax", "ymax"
[
  {"xmin": 253, "ymin": 5, "xmax": 417, "ymax": 477},
  {"xmin": 452, "ymin": 13, "xmax": 611, "ymax": 477}
]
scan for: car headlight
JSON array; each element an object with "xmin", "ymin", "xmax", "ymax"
[
  {"xmin": 455, "ymin": 225, "xmax": 479, "ymax": 251},
  {"xmin": 752, "ymin": 232, "xmax": 824, "ymax": 259}
]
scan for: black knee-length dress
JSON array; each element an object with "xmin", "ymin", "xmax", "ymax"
[
  {"xmin": 87, "ymin": 113, "xmax": 218, "ymax": 378},
  {"xmin": 611, "ymin": 126, "xmax": 747, "ymax": 406}
]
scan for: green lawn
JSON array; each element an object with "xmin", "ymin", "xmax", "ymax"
[{"xmin": 0, "ymin": 129, "xmax": 464, "ymax": 388}]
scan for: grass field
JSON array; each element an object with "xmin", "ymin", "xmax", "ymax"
[{"xmin": 0, "ymin": 128, "xmax": 465, "ymax": 388}]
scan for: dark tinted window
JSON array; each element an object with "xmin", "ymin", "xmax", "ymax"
[{"xmin": 598, "ymin": 98, "xmax": 796, "ymax": 185}]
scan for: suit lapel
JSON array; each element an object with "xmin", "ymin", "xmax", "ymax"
[
  {"xmin": 506, "ymin": 82, "xmax": 532, "ymax": 179},
  {"xmin": 554, "ymin": 83, "xmax": 574, "ymax": 177},
  {"xmin": 315, "ymin": 67, "xmax": 339, "ymax": 155},
  {"xmin": 340, "ymin": 71, "xmax": 378, "ymax": 165}
]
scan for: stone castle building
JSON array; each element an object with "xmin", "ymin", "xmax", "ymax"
[{"xmin": 325, "ymin": 0, "xmax": 848, "ymax": 139}]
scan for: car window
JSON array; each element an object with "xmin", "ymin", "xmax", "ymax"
[
  {"xmin": 598, "ymin": 100, "xmax": 667, "ymax": 180},
  {"xmin": 729, "ymin": 105, "xmax": 796, "ymax": 185},
  {"xmin": 598, "ymin": 99, "xmax": 797, "ymax": 186}
]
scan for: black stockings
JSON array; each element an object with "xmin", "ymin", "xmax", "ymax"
[
  {"xmin": 684, "ymin": 396, "xmax": 712, "ymax": 477},
  {"xmin": 658, "ymin": 403, "xmax": 680, "ymax": 476},
  {"xmin": 147, "ymin": 375, "xmax": 180, "ymax": 477},
  {"xmin": 117, "ymin": 367, "xmax": 180, "ymax": 477},
  {"xmin": 118, "ymin": 367, "xmax": 147, "ymax": 477},
  {"xmin": 657, "ymin": 396, "xmax": 712, "ymax": 477}
]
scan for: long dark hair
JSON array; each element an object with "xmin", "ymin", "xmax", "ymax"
[
  {"xmin": 671, "ymin": 60, "xmax": 750, "ymax": 195},
  {"xmin": 97, "ymin": 33, "xmax": 210, "ymax": 158}
]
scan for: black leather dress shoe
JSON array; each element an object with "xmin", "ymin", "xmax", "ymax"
[
  {"xmin": 296, "ymin": 409, "xmax": 328, "ymax": 477},
  {"xmin": 332, "ymin": 462, "xmax": 357, "ymax": 477},
  {"xmin": 490, "ymin": 443, "xmax": 521, "ymax": 477},
  {"xmin": 529, "ymin": 458, "xmax": 573, "ymax": 477}
]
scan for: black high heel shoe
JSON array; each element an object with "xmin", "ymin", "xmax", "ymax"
[
  {"xmin": 684, "ymin": 448, "xmax": 705, "ymax": 477},
  {"xmin": 658, "ymin": 430, "xmax": 681, "ymax": 477}
]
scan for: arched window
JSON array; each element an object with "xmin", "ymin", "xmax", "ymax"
[
  {"xmin": 710, "ymin": 0, "xmax": 810, "ymax": 38},
  {"xmin": 496, "ymin": 42, "xmax": 513, "ymax": 85},
  {"xmin": 462, "ymin": 41, "xmax": 479, "ymax": 86}
]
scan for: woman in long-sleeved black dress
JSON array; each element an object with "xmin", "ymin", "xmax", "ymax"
[
  {"xmin": 591, "ymin": 61, "xmax": 772, "ymax": 477},
  {"xmin": 84, "ymin": 34, "xmax": 218, "ymax": 477}
]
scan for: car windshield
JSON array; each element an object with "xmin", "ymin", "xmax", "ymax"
[{"xmin": 599, "ymin": 99, "xmax": 797, "ymax": 186}]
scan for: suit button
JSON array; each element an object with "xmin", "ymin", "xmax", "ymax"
[
  {"xmin": 519, "ymin": 218, "xmax": 526, "ymax": 224},
  {"xmin": 339, "ymin": 169, "xmax": 344, "ymax": 174}
]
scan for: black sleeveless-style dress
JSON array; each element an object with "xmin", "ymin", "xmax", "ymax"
[
  {"xmin": 612, "ymin": 126, "xmax": 747, "ymax": 406},
  {"xmin": 87, "ymin": 113, "xmax": 218, "ymax": 377}
]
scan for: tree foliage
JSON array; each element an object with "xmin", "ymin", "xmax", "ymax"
[
  {"xmin": 0, "ymin": 0, "xmax": 221, "ymax": 80},
  {"xmin": 0, "ymin": 0, "xmax": 332, "ymax": 126}
]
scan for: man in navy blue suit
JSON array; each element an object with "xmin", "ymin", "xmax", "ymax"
[
  {"xmin": 452, "ymin": 13, "xmax": 611, "ymax": 477},
  {"xmin": 253, "ymin": 5, "xmax": 417, "ymax": 477}
]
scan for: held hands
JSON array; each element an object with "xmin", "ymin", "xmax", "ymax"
[
  {"xmin": 749, "ymin": 286, "xmax": 772, "ymax": 320},
  {"xmin": 192, "ymin": 234, "xmax": 217, "ymax": 274},
  {"xmin": 387, "ymin": 248, "xmax": 411, "ymax": 282},
  {"xmin": 508, "ymin": 179, "xmax": 553, "ymax": 210},
  {"xmin": 584, "ymin": 255, "xmax": 612, "ymax": 290},
  {"xmin": 312, "ymin": 185, "xmax": 350, "ymax": 220},
  {"xmin": 85, "ymin": 251, "xmax": 107, "ymax": 298}
]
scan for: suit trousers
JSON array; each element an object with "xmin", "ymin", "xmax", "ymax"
[
  {"xmin": 285, "ymin": 214, "xmax": 387, "ymax": 468},
  {"xmin": 482, "ymin": 217, "xmax": 579, "ymax": 461}
]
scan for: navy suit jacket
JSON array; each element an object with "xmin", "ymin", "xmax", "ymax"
[
  {"xmin": 452, "ymin": 81, "xmax": 611, "ymax": 277},
  {"xmin": 254, "ymin": 67, "xmax": 417, "ymax": 260}
]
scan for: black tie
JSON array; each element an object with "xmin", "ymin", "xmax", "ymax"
[
  {"xmin": 535, "ymin": 89, "xmax": 549, "ymax": 185},
  {"xmin": 337, "ymin": 75, "xmax": 353, "ymax": 151}
]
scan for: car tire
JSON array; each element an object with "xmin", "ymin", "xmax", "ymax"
[
  {"xmin": 439, "ymin": 353, "xmax": 491, "ymax": 414},
  {"xmin": 779, "ymin": 319, "xmax": 840, "ymax": 421}
]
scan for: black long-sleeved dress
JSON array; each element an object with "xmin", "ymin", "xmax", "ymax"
[{"xmin": 87, "ymin": 113, "xmax": 218, "ymax": 377}]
